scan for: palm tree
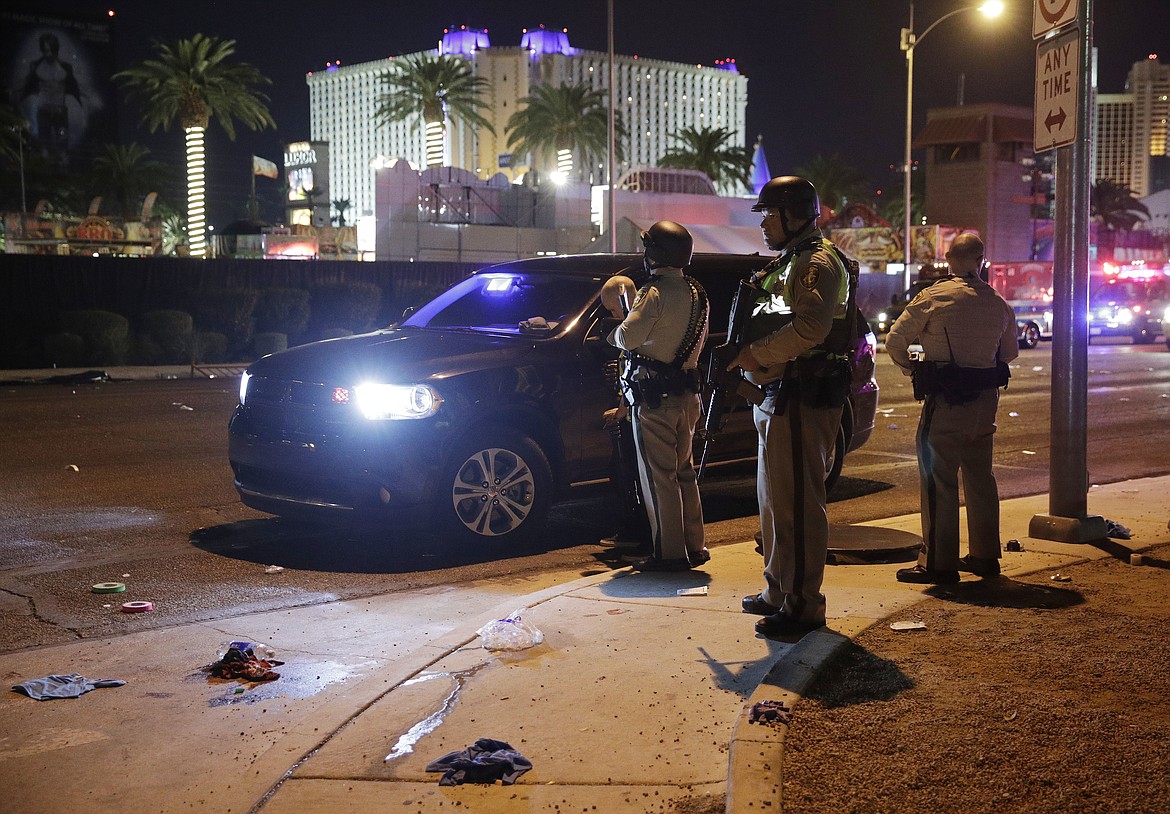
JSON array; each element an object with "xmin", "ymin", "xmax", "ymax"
[
  {"xmin": 794, "ymin": 153, "xmax": 871, "ymax": 212},
  {"xmin": 374, "ymin": 53, "xmax": 493, "ymax": 168},
  {"xmin": 0, "ymin": 103, "xmax": 30, "ymax": 212},
  {"xmin": 297, "ymin": 184, "xmax": 323, "ymax": 225},
  {"xmin": 332, "ymin": 198, "xmax": 352, "ymax": 227},
  {"xmin": 0, "ymin": 103, "xmax": 29, "ymax": 164},
  {"xmin": 114, "ymin": 33, "xmax": 275, "ymax": 257},
  {"xmin": 881, "ymin": 169, "xmax": 925, "ymax": 230},
  {"xmin": 1091, "ymin": 179, "xmax": 1150, "ymax": 232},
  {"xmin": 505, "ymin": 82, "xmax": 620, "ymax": 182},
  {"xmin": 657, "ymin": 125, "xmax": 752, "ymax": 193},
  {"xmin": 87, "ymin": 143, "xmax": 171, "ymax": 218}
]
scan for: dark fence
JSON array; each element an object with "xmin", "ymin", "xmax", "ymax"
[{"xmin": 0, "ymin": 255, "xmax": 476, "ymax": 369}]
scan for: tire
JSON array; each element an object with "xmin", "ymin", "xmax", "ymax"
[
  {"xmin": 1019, "ymin": 322, "xmax": 1041, "ymax": 350},
  {"xmin": 824, "ymin": 421, "xmax": 847, "ymax": 494},
  {"xmin": 436, "ymin": 426, "xmax": 553, "ymax": 545}
]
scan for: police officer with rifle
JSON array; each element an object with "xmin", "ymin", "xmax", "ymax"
[
  {"xmin": 720, "ymin": 176, "xmax": 857, "ymax": 639},
  {"xmin": 607, "ymin": 221, "xmax": 711, "ymax": 572}
]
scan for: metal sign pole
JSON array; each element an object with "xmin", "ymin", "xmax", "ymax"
[{"xmin": 1029, "ymin": 0, "xmax": 1106, "ymax": 543}]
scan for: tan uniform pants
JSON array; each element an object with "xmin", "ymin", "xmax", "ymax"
[
  {"xmin": 630, "ymin": 392, "xmax": 705, "ymax": 561},
  {"xmin": 916, "ymin": 388, "xmax": 1003, "ymax": 570},
  {"xmin": 755, "ymin": 398, "xmax": 841, "ymax": 624}
]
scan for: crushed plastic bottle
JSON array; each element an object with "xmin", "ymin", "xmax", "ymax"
[
  {"xmin": 476, "ymin": 609, "xmax": 544, "ymax": 651},
  {"xmin": 215, "ymin": 641, "xmax": 276, "ymax": 661}
]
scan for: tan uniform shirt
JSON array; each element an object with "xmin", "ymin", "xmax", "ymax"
[
  {"xmin": 886, "ymin": 272, "xmax": 1019, "ymax": 373},
  {"xmin": 747, "ymin": 224, "xmax": 843, "ymax": 385},
  {"xmin": 609, "ymin": 268, "xmax": 708, "ymax": 369}
]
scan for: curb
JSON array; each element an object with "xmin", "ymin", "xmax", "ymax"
[{"xmin": 726, "ymin": 628, "xmax": 851, "ymax": 813}]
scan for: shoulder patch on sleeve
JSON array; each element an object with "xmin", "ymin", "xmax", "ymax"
[{"xmin": 800, "ymin": 267, "xmax": 820, "ymax": 290}]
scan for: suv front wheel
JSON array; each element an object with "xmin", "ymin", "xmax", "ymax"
[{"xmin": 437, "ymin": 426, "xmax": 553, "ymax": 545}]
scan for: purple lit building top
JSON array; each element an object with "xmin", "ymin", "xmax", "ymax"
[
  {"xmin": 440, "ymin": 26, "xmax": 491, "ymax": 56},
  {"xmin": 520, "ymin": 25, "xmax": 576, "ymax": 56}
]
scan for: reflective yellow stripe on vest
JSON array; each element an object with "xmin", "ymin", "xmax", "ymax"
[{"xmin": 758, "ymin": 239, "xmax": 849, "ymax": 319}]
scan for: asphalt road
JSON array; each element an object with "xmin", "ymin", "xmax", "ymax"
[{"xmin": 2, "ymin": 340, "xmax": 1168, "ymax": 654}]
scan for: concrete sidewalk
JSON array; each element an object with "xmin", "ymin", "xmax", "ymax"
[{"xmin": 2, "ymin": 469, "xmax": 1166, "ymax": 813}]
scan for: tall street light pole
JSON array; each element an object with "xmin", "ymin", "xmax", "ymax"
[
  {"xmin": 607, "ymin": 0, "xmax": 617, "ymax": 252},
  {"xmin": 901, "ymin": 0, "xmax": 1004, "ymax": 290}
]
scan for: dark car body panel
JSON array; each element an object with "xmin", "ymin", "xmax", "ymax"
[{"xmin": 228, "ymin": 253, "xmax": 878, "ymax": 527}]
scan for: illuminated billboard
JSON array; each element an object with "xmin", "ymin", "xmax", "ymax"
[{"xmin": 1, "ymin": 8, "xmax": 117, "ymax": 168}]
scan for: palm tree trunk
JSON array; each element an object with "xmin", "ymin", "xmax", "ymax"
[
  {"xmin": 424, "ymin": 114, "xmax": 446, "ymax": 167},
  {"xmin": 184, "ymin": 125, "xmax": 208, "ymax": 257}
]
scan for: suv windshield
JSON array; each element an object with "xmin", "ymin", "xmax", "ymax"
[{"xmin": 402, "ymin": 272, "xmax": 603, "ymax": 336}]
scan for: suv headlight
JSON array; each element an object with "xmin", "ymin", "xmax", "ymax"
[
  {"xmin": 239, "ymin": 371, "xmax": 251, "ymax": 405},
  {"xmin": 355, "ymin": 383, "xmax": 442, "ymax": 420}
]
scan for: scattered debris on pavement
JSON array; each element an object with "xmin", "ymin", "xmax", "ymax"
[
  {"xmin": 477, "ymin": 609, "xmax": 543, "ymax": 651},
  {"xmin": 1105, "ymin": 518, "xmax": 1132, "ymax": 539},
  {"xmin": 208, "ymin": 643, "xmax": 283, "ymax": 682},
  {"xmin": 91, "ymin": 582, "xmax": 125, "ymax": 593},
  {"xmin": 1006, "ymin": 539, "xmax": 1023, "ymax": 552},
  {"xmin": 890, "ymin": 620, "xmax": 927, "ymax": 632},
  {"xmin": 676, "ymin": 586, "xmax": 708, "ymax": 596},
  {"xmin": 12, "ymin": 674, "xmax": 125, "ymax": 700},
  {"xmin": 1050, "ymin": 573, "xmax": 1072, "ymax": 582},
  {"xmin": 121, "ymin": 601, "xmax": 153, "ymax": 613},
  {"xmin": 748, "ymin": 699, "xmax": 793, "ymax": 728},
  {"xmin": 426, "ymin": 738, "xmax": 532, "ymax": 786},
  {"xmin": 264, "ymin": 565, "xmax": 284, "ymax": 574}
]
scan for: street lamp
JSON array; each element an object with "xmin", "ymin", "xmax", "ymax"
[{"xmin": 901, "ymin": 0, "xmax": 1004, "ymax": 287}]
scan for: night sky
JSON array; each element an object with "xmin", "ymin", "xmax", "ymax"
[{"xmin": 29, "ymin": 0, "xmax": 1170, "ymax": 226}]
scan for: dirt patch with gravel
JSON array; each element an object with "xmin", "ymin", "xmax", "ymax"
[{"xmin": 782, "ymin": 543, "xmax": 1170, "ymax": 814}]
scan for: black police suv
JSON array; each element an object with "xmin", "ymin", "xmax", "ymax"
[{"xmin": 228, "ymin": 253, "xmax": 879, "ymax": 546}]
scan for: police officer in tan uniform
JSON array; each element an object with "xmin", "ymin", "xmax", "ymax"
[
  {"xmin": 886, "ymin": 232, "xmax": 1018, "ymax": 583},
  {"xmin": 608, "ymin": 221, "xmax": 710, "ymax": 571},
  {"xmin": 730, "ymin": 176, "xmax": 851, "ymax": 638}
]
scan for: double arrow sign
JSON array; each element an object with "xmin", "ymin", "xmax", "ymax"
[{"xmin": 1033, "ymin": 0, "xmax": 1080, "ymax": 153}]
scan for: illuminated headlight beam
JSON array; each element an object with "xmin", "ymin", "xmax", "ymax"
[{"xmin": 355, "ymin": 383, "xmax": 442, "ymax": 420}]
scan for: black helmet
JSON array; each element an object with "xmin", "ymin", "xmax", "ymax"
[
  {"xmin": 751, "ymin": 175, "xmax": 821, "ymax": 219},
  {"xmin": 641, "ymin": 220, "xmax": 694, "ymax": 269}
]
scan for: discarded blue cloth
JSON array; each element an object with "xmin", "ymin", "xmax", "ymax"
[
  {"xmin": 12, "ymin": 673, "xmax": 126, "ymax": 700},
  {"xmin": 425, "ymin": 737, "xmax": 533, "ymax": 786}
]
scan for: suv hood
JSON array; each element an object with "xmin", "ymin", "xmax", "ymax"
[{"xmin": 245, "ymin": 328, "xmax": 545, "ymax": 384}]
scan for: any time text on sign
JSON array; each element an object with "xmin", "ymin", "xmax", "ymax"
[{"xmin": 1034, "ymin": 30, "xmax": 1079, "ymax": 152}]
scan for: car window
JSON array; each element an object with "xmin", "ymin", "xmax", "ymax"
[
  {"xmin": 402, "ymin": 272, "xmax": 602, "ymax": 336},
  {"xmin": 1091, "ymin": 280, "xmax": 1142, "ymax": 305}
]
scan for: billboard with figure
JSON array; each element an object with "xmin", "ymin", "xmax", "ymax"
[{"xmin": 1, "ymin": 8, "xmax": 116, "ymax": 168}]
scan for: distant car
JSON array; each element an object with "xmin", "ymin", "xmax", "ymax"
[
  {"xmin": 1012, "ymin": 303, "xmax": 1054, "ymax": 349},
  {"xmin": 873, "ymin": 264, "xmax": 951, "ymax": 339},
  {"xmin": 1088, "ymin": 277, "xmax": 1167, "ymax": 344},
  {"xmin": 228, "ymin": 253, "xmax": 879, "ymax": 546}
]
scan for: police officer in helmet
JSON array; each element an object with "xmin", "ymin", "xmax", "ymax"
[
  {"xmin": 729, "ymin": 176, "xmax": 852, "ymax": 638},
  {"xmin": 607, "ymin": 221, "xmax": 711, "ymax": 571}
]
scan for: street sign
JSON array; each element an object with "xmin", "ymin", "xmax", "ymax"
[
  {"xmin": 1034, "ymin": 30, "xmax": 1079, "ymax": 152},
  {"xmin": 1033, "ymin": 0, "xmax": 1078, "ymax": 40}
]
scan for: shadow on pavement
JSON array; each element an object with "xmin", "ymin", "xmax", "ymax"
[
  {"xmin": 189, "ymin": 516, "xmax": 593, "ymax": 574},
  {"xmin": 924, "ymin": 578, "xmax": 1085, "ymax": 609},
  {"xmin": 799, "ymin": 641, "xmax": 916, "ymax": 707}
]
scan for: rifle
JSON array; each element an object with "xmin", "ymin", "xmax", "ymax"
[{"xmin": 696, "ymin": 279, "xmax": 765, "ymax": 480}]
